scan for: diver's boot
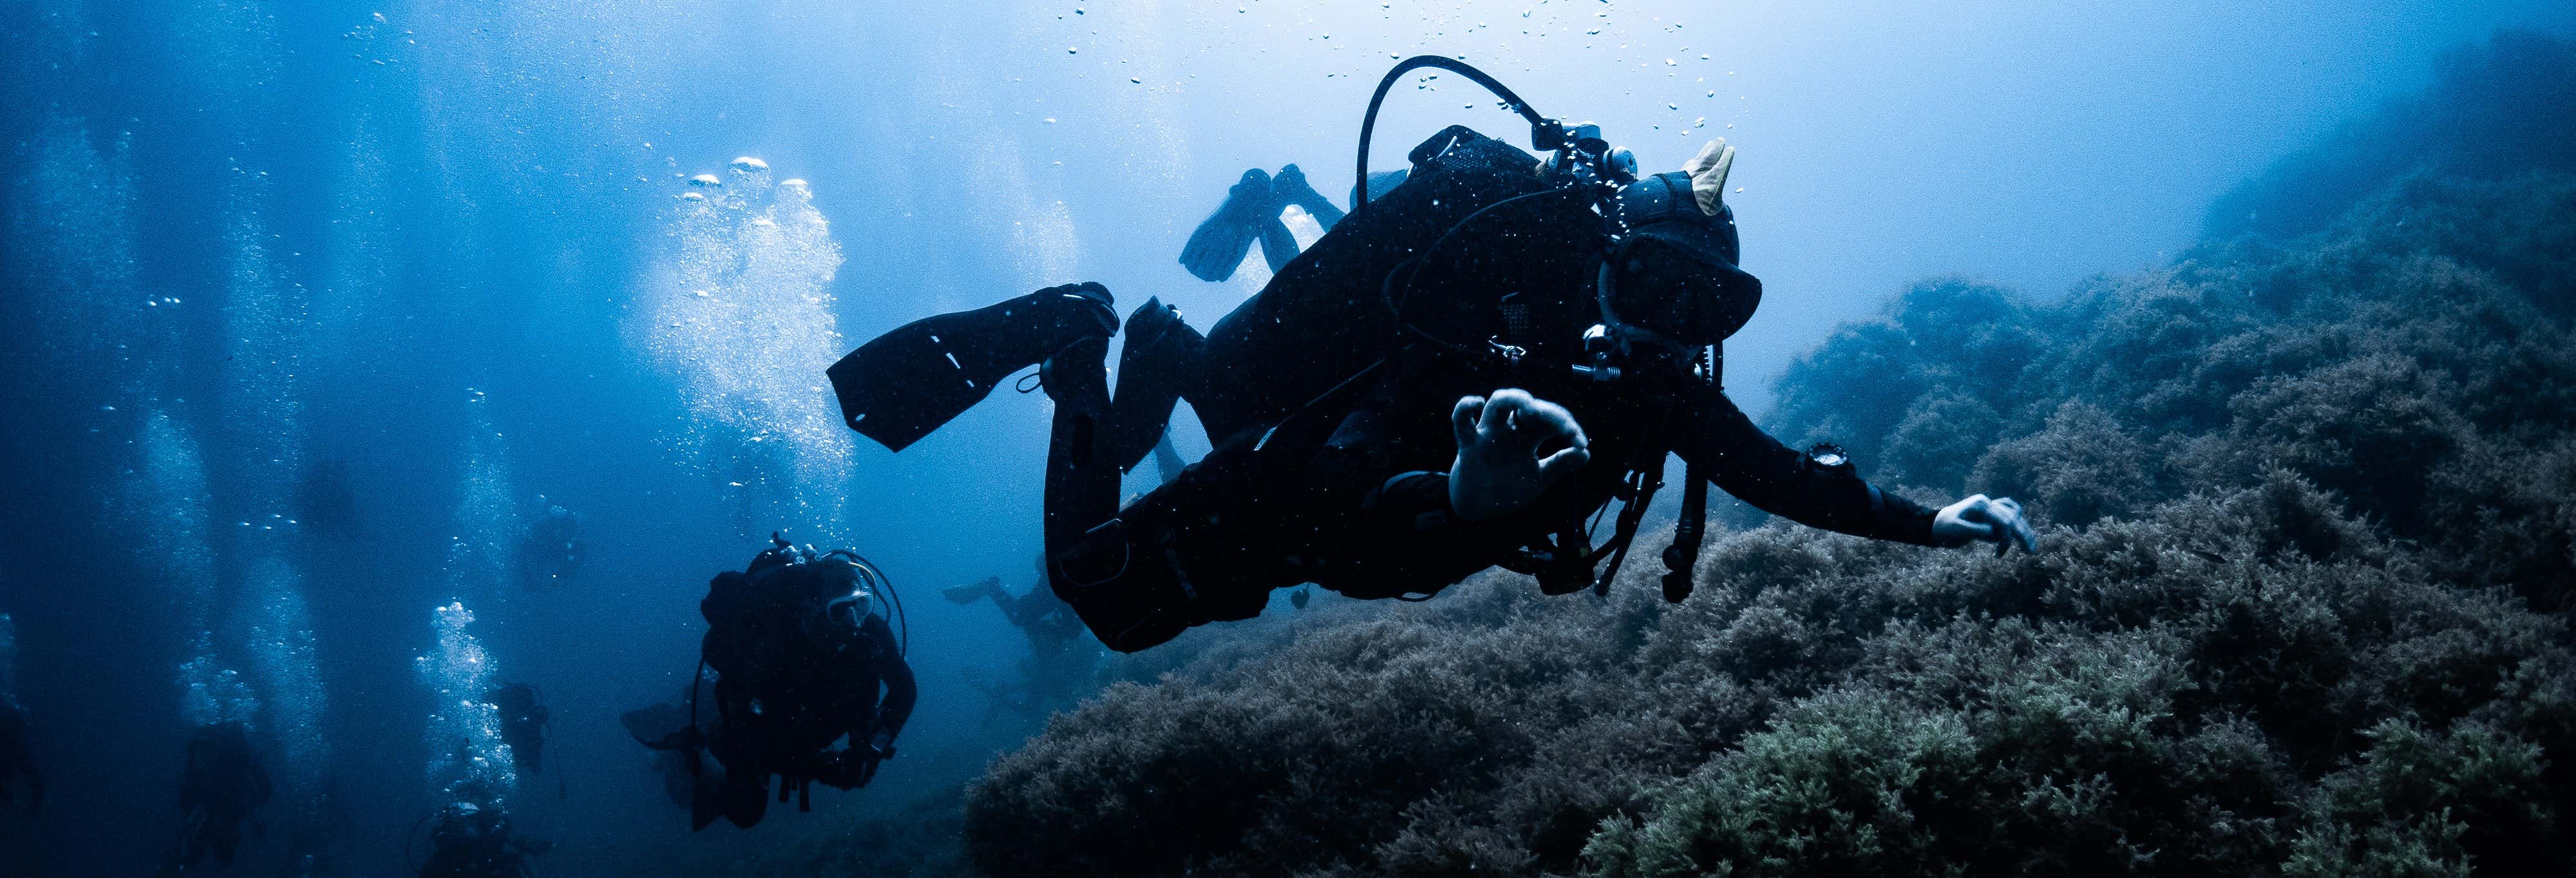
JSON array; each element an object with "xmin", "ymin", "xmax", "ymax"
[
  {"xmin": 828, "ymin": 282, "xmax": 1117, "ymax": 452},
  {"xmin": 1107, "ymin": 297, "xmax": 1206, "ymax": 472},
  {"xmin": 1178, "ymin": 168, "xmax": 1274, "ymax": 282}
]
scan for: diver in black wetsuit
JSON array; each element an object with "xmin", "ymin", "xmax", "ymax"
[
  {"xmin": 685, "ymin": 538, "xmax": 916, "ymax": 829},
  {"xmin": 514, "ymin": 501, "xmax": 585, "ymax": 591},
  {"xmin": 943, "ymin": 565, "xmax": 1088, "ymax": 664},
  {"xmin": 831, "ymin": 59, "xmax": 2036, "ymax": 654},
  {"xmin": 945, "ymin": 562, "xmax": 1098, "ymax": 718},
  {"xmin": 0, "ymin": 699, "xmax": 39, "ymax": 815},
  {"xmin": 166, "ymin": 721, "xmax": 270, "ymax": 873},
  {"xmin": 482, "ymin": 683, "xmax": 551, "ymax": 784},
  {"xmin": 417, "ymin": 799, "xmax": 548, "ymax": 878}
]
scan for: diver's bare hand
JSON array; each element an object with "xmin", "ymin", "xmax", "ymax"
[
  {"xmin": 1933, "ymin": 494, "xmax": 2038, "ymax": 555},
  {"xmin": 1449, "ymin": 390, "xmax": 1591, "ymax": 522}
]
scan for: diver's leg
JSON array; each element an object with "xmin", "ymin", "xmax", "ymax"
[
  {"xmin": 1041, "ymin": 337, "xmax": 1119, "ymax": 553},
  {"xmin": 1040, "ymin": 336, "xmax": 1198, "ymax": 652},
  {"xmin": 1179, "ymin": 169, "xmax": 1273, "ymax": 282},
  {"xmin": 1106, "ymin": 298, "xmax": 1206, "ymax": 472}
]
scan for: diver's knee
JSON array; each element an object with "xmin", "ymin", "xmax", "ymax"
[{"xmin": 1047, "ymin": 519, "xmax": 1195, "ymax": 653}]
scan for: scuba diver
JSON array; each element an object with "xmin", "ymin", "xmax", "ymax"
[
  {"xmin": 654, "ymin": 536, "xmax": 915, "ymax": 829},
  {"xmin": 415, "ymin": 799, "xmax": 549, "ymax": 878},
  {"xmin": 165, "ymin": 721, "xmax": 271, "ymax": 873},
  {"xmin": 482, "ymin": 683, "xmax": 562, "ymax": 797},
  {"xmin": 0, "ymin": 697, "xmax": 39, "ymax": 815},
  {"xmin": 829, "ymin": 57, "xmax": 2037, "ymax": 654},
  {"xmin": 514, "ymin": 501, "xmax": 585, "ymax": 591},
  {"xmin": 944, "ymin": 560, "xmax": 1099, "ymax": 719},
  {"xmin": 941, "ymin": 562, "xmax": 1089, "ymax": 662},
  {"xmin": 1181, "ymin": 163, "xmax": 1408, "ymax": 282}
]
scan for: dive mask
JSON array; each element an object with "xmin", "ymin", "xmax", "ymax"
[
  {"xmin": 1605, "ymin": 171, "xmax": 1761, "ymax": 347},
  {"xmin": 821, "ymin": 587, "xmax": 873, "ymax": 629}
]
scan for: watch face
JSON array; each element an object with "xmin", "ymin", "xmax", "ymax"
[{"xmin": 1807, "ymin": 443, "xmax": 1848, "ymax": 468}]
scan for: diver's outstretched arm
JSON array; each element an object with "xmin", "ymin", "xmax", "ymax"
[
  {"xmin": 1674, "ymin": 385, "xmax": 1946, "ymax": 545},
  {"xmin": 873, "ymin": 636, "xmax": 916, "ymax": 747}
]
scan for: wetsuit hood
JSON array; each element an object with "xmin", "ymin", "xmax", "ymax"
[{"xmin": 1607, "ymin": 171, "xmax": 1761, "ymax": 346}]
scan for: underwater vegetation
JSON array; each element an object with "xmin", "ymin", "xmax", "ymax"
[{"xmin": 948, "ymin": 33, "xmax": 2576, "ymax": 878}]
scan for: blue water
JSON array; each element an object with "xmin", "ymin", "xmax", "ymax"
[{"xmin": 3, "ymin": 1, "xmax": 2571, "ymax": 875}]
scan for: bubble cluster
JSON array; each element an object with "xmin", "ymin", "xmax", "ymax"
[
  {"xmin": 242, "ymin": 557, "xmax": 331, "ymax": 791},
  {"xmin": 417, "ymin": 601, "xmax": 517, "ymax": 797},
  {"xmin": 448, "ymin": 390, "xmax": 522, "ymax": 607},
  {"xmin": 636, "ymin": 158, "xmax": 854, "ymax": 533}
]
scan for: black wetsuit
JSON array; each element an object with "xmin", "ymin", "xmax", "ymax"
[
  {"xmin": 515, "ymin": 511, "xmax": 584, "ymax": 591},
  {"xmin": 174, "ymin": 722, "xmax": 270, "ymax": 870},
  {"xmin": 0, "ymin": 701, "xmax": 39, "ymax": 814},
  {"xmin": 703, "ymin": 605, "xmax": 914, "ymax": 828},
  {"xmin": 1043, "ymin": 126, "xmax": 1938, "ymax": 652},
  {"xmin": 418, "ymin": 806, "xmax": 544, "ymax": 878},
  {"xmin": 483, "ymin": 684, "xmax": 548, "ymax": 779}
]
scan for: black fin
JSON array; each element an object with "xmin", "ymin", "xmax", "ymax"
[
  {"xmin": 1179, "ymin": 168, "xmax": 1273, "ymax": 282},
  {"xmin": 829, "ymin": 283, "xmax": 1115, "ymax": 452},
  {"xmin": 620, "ymin": 703, "xmax": 691, "ymax": 750}
]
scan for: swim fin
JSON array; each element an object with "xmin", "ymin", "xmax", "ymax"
[
  {"xmin": 1272, "ymin": 163, "xmax": 1345, "ymax": 231},
  {"xmin": 941, "ymin": 576, "xmax": 1000, "ymax": 605},
  {"xmin": 1179, "ymin": 168, "xmax": 1274, "ymax": 282},
  {"xmin": 1256, "ymin": 214, "xmax": 1299, "ymax": 274},
  {"xmin": 621, "ymin": 703, "xmax": 693, "ymax": 750},
  {"xmin": 829, "ymin": 282, "xmax": 1117, "ymax": 452}
]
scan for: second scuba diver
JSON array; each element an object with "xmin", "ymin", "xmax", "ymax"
[
  {"xmin": 164, "ymin": 720, "xmax": 272, "ymax": 874},
  {"xmin": 830, "ymin": 58, "xmax": 2036, "ymax": 653},
  {"xmin": 416, "ymin": 798, "xmax": 549, "ymax": 878},
  {"xmin": 627, "ymin": 536, "xmax": 915, "ymax": 830}
]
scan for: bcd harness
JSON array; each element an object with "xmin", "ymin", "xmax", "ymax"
[{"xmin": 1341, "ymin": 56, "xmax": 1723, "ymax": 604}]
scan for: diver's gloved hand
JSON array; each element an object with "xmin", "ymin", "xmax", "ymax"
[
  {"xmin": 1179, "ymin": 168, "xmax": 1274, "ymax": 282},
  {"xmin": 820, "ymin": 740, "xmax": 890, "ymax": 789},
  {"xmin": 1933, "ymin": 494, "xmax": 2038, "ymax": 556},
  {"xmin": 1448, "ymin": 389, "xmax": 1592, "ymax": 522}
]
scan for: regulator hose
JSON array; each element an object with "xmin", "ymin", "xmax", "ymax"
[{"xmin": 1353, "ymin": 55, "xmax": 1553, "ymax": 222}]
